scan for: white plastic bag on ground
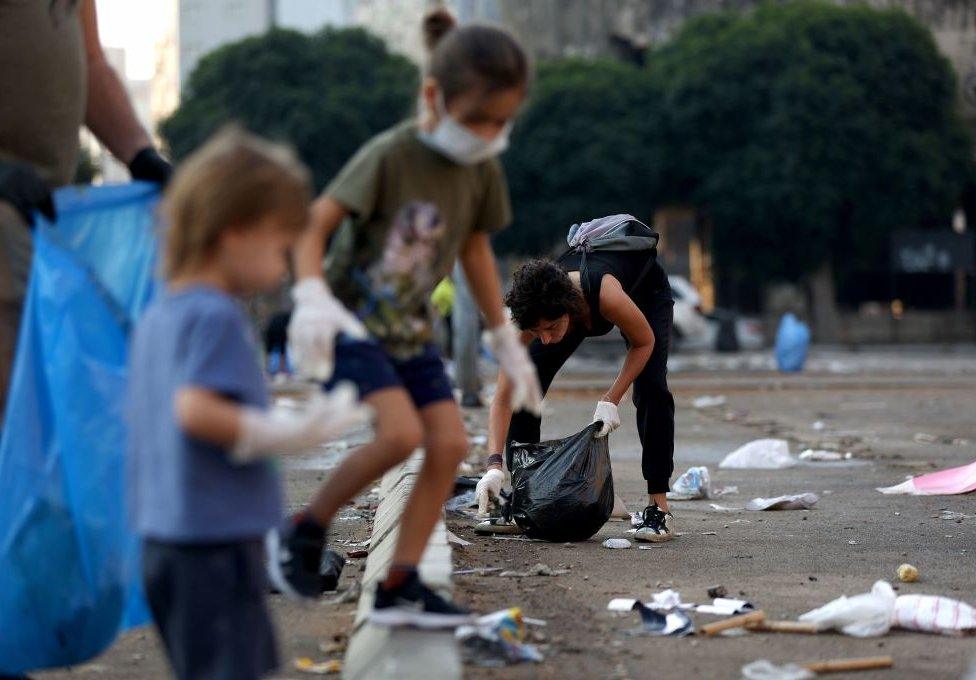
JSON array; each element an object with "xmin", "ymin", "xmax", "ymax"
[
  {"xmin": 745, "ymin": 493, "xmax": 819, "ymax": 511},
  {"xmin": 894, "ymin": 594, "xmax": 976, "ymax": 635},
  {"xmin": 720, "ymin": 439, "xmax": 797, "ymax": 469},
  {"xmin": 799, "ymin": 449, "xmax": 851, "ymax": 462},
  {"xmin": 667, "ymin": 466, "xmax": 711, "ymax": 500},
  {"xmin": 799, "ymin": 580, "xmax": 896, "ymax": 637}
]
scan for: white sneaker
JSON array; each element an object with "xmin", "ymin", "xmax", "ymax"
[{"xmin": 633, "ymin": 504, "xmax": 675, "ymax": 542}]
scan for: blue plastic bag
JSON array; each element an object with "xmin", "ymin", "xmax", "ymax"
[
  {"xmin": 0, "ymin": 183, "xmax": 160, "ymax": 673},
  {"xmin": 774, "ymin": 312, "xmax": 810, "ymax": 372}
]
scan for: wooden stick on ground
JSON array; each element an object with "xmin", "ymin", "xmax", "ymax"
[
  {"xmin": 801, "ymin": 656, "xmax": 893, "ymax": 673},
  {"xmin": 700, "ymin": 610, "xmax": 765, "ymax": 636},
  {"xmin": 745, "ymin": 620, "xmax": 820, "ymax": 634}
]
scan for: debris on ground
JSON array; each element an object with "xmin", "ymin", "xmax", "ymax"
[
  {"xmin": 445, "ymin": 490, "xmax": 477, "ymax": 515},
  {"xmin": 799, "ymin": 449, "xmax": 853, "ymax": 462},
  {"xmin": 800, "ymin": 580, "xmax": 976, "ymax": 636},
  {"xmin": 603, "ymin": 538, "xmax": 633, "ymax": 549},
  {"xmin": 708, "ymin": 585, "xmax": 728, "ymax": 598},
  {"xmin": 937, "ymin": 510, "xmax": 971, "ymax": 521},
  {"xmin": 475, "ymin": 518, "xmax": 523, "ymax": 535},
  {"xmin": 325, "ymin": 580, "xmax": 361, "ymax": 605},
  {"xmin": 457, "ymin": 608, "xmax": 544, "ymax": 667},
  {"xmin": 710, "ymin": 503, "xmax": 744, "ymax": 512},
  {"xmin": 446, "ymin": 530, "xmax": 472, "ymax": 547},
  {"xmin": 742, "ymin": 656, "xmax": 893, "ymax": 679},
  {"xmin": 320, "ymin": 549, "xmax": 346, "ymax": 592},
  {"xmin": 877, "ymin": 459, "xmax": 976, "ymax": 496},
  {"xmin": 345, "ymin": 549, "xmax": 368, "ymax": 559},
  {"xmin": 698, "ymin": 598, "xmax": 755, "ymax": 616},
  {"xmin": 897, "ymin": 563, "xmax": 918, "ymax": 582},
  {"xmin": 692, "ymin": 395, "xmax": 727, "ymax": 409},
  {"xmin": 720, "ymin": 439, "xmax": 797, "ymax": 470},
  {"xmin": 454, "ymin": 567, "xmax": 502, "ymax": 576},
  {"xmin": 745, "ymin": 620, "xmax": 819, "ymax": 634},
  {"xmin": 702, "ymin": 610, "xmax": 765, "ymax": 635},
  {"xmin": 499, "ymin": 562, "xmax": 568, "ymax": 577},
  {"xmin": 668, "ymin": 466, "xmax": 711, "ymax": 500},
  {"xmin": 318, "ymin": 633, "xmax": 348, "ymax": 656},
  {"xmin": 746, "ymin": 493, "xmax": 819, "ymax": 511},
  {"xmin": 610, "ymin": 493, "xmax": 631, "ymax": 519},
  {"xmin": 607, "ymin": 599, "xmax": 694, "ymax": 637},
  {"xmin": 294, "ymin": 657, "xmax": 342, "ymax": 674}
]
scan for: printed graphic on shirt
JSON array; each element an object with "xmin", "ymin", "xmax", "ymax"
[{"xmin": 351, "ymin": 202, "xmax": 447, "ymax": 353}]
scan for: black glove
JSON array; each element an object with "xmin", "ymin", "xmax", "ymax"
[
  {"xmin": 128, "ymin": 147, "xmax": 172, "ymax": 186},
  {"xmin": 0, "ymin": 161, "xmax": 55, "ymax": 228}
]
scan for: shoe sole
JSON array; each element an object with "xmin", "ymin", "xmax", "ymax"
[
  {"xmin": 368, "ymin": 608, "xmax": 475, "ymax": 629},
  {"xmin": 264, "ymin": 530, "xmax": 310, "ymax": 601},
  {"xmin": 474, "ymin": 520, "xmax": 523, "ymax": 535},
  {"xmin": 634, "ymin": 531, "xmax": 674, "ymax": 543}
]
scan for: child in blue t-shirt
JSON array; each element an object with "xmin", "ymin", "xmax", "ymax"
[{"xmin": 127, "ymin": 128, "xmax": 367, "ymax": 680}]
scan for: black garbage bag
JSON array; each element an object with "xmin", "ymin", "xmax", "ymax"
[{"xmin": 508, "ymin": 422, "xmax": 614, "ymax": 542}]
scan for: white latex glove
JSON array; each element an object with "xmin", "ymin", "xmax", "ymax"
[
  {"xmin": 475, "ymin": 467, "xmax": 508, "ymax": 516},
  {"xmin": 592, "ymin": 400, "xmax": 620, "ymax": 438},
  {"xmin": 487, "ymin": 323, "xmax": 542, "ymax": 416},
  {"xmin": 232, "ymin": 383, "xmax": 371, "ymax": 463},
  {"xmin": 287, "ymin": 278, "xmax": 367, "ymax": 381}
]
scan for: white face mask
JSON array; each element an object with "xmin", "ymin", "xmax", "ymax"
[{"xmin": 418, "ymin": 92, "xmax": 512, "ymax": 165}]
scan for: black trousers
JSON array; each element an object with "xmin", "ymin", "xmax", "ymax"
[{"xmin": 506, "ymin": 285, "xmax": 676, "ymax": 494}]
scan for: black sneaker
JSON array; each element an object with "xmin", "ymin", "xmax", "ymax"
[
  {"xmin": 369, "ymin": 572, "xmax": 474, "ymax": 629},
  {"xmin": 634, "ymin": 504, "xmax": 675, "ymax": 543},
  {"xmin": 265, "ymin": 516, "xmax": 326, "ymax": 599}
]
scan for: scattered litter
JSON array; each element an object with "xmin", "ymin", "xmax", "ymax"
[
  {"xmin": 638, "ymin": 544, "xmax": 664, "ymax": 550},
  {"xmin": 710, "ymin": 503, "xmax": 744, "ymax": 512},
  {"xmin": 811, "ymin": 421, "xmax": 826, "ymax": 431},
  {"xmin": 720, "ymin": 439, "xmax": 797, "ymax": 470},
  {"xmin": 800, "ymin": 581, "xmax": 896, "ymax": 637},
  {"xmin": 320, "ymin": 550, "xmax": 346, "ymax": 593},
  {"xmin": 848, "ymin": 540, "xmax": 858, "ymax": 546},
  {"xmin": 609, "ymin": 599, "xmax": 694, "ymax": 637},
  {"xmin": 741, "ymin": 659, "xmax": 813, "ymax": 680},
  {"xmin": 345, "ymin": 549, "xmax": 368, "ymax": 559},
  {"xmin": 446, "ymin": 530, "xmax": 472, "ymax": 547},
  {"xmin": 896, "ymin": 564, "xmax": 918, "ymax": 583},
  {"xmin": 877, "ymin": 460, "xmax": 976, "ymax": 496},
  {"xmin": 610, "ymin": 493, "xmax": 630, "ymax": 519},
  {"xmin": 650, "ymin": 589, "xmax": 687, "ymax": 610},
  {"xmin": 499, "ymin": 563, "xmax": 568, "ymax": 577},
  {"xmin": 318, "ymin": 633, "xmax": 348, "ymax": 655},
  {"xmin": 799, "ymin": 449, "xmax": 852, "ymax": 462},
  {"xmin": 894, "ymin": 593, "xmax": 976, "ymax": 635},
  {"xmin": 454, "ymin": 567, "xmax": 503, "ymax": 576},
  {"xmin": 775, "ymin": 312, "xmax": 810, "ymax": 372},
  {"xmin": 603, "ymin": 538, "xmax": 632, "ymax": 549},
  {"xmin": 475, "ymin": 518, "xmax": 523, "ymax": 535},
  {"xmin": 668, "ymin": 466, "xmax": 711, "ymax": 500},
  {"xmin": 491, "ymin": 535, "xmax": 544, "ymax": 542},
  {"xmin": 630, "ymin": 512, "xmax": 643, "ymax": 527},
  {"xmin": 325, "ymin": 580, "xmax": 360, "ymax": 605},
  {"xmin": 714, "ymin": 485, "xmax": 739, "ymax": 496},
  {"xmin": 692, "ymin": 395, "xmax": 727, "ymax": 409},
  {"xmin": 698, "ymin": 598, "xmax": 755, "ymax": 616},
  {"xmin": 745, "ymin": 620, "xmax": 819, "ymax": 634},
  {"xmin": 914, "ymin": 432, "xmax": 939, "ymax": 444},
  {"xmin": 445, "ymin": 490, "xmax": 477, "ymax": 515},
  {"xmin": 938, "ymin": 510, "xmax": 971, "ymax": 521},
  {"xmin": 708, "ymin": 585, "xmax": 728, "ymax": 598},
  {"xmin": 457, "ymin": 608, "xmax": 543, "ymax": 667},
  {"xmin": 701, "ymin": 531, "xmax": 718, "ymax": 536},
  {"xmin": 746, "ymin": 494, "xmax": 818, "ymax": 511},
  {"xmin": 702, "ymin": 610, "xmax": 765, "ymax": 635},
  {"xmin": 294, "ymin": 657, "xmax": 342, "ymax": 674}
]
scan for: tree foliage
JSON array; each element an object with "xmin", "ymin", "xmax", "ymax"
[
  {"xmin": 649, "ymin": 2, "xmax": 974, "ymax": 282},
  {"xmin": 496, "ymin": 59, "xmax": 665, "ymax": 255},
  {"xmin": 160, "ymin": 27, "xmax": 417, "ymax": 190}
]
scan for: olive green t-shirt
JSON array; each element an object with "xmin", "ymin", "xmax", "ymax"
[{"xmin": 324, "ymin": 120, "xmax": 512, "ymax": 358}]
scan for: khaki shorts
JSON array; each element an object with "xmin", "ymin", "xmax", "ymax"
[{"xmin": 0, "ymin": 201, "xmax": 31, "ymax": 420}]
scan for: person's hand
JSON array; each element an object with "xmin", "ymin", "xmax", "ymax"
[
  {"xmin": 287, "ymin": 277, "xmax": 367, "ymax": 381},
  {"xmin": 593, "ymin": 400, "xmax": 620, "ymax": 438},
  {"xmin": 128, "ymin": 147, "xmax": 173, "ymax": 186},
  {"xmin": 476, "ymin": 467, "xmax": 508, "ymax": 516},
  {"xmin": 0, "ymin": 161, "xmax": 55, "ymax": 227},
  {"xmin": 232, "ymin": 383, "xmax": 371, "ymax": 462},
  {"xmin": 487, "ymin": 322, "xmax": 542, "ymax": 416}
]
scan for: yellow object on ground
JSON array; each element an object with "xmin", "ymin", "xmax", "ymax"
[{"xmin": 897, "ymin": 563, "xmax": 919, "ymax": 582}]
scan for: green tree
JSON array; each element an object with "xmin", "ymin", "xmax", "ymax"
[
  {"xmin": 649, "ymin": 3, "xmax": 974, "ymax": 311},
  {"xmin": 160, "ymin": 27, "xmax": 417, "ymax": 190},
  {"xmin": 497, "ymin": 59, "xmax": 665, "ymax": 255}
]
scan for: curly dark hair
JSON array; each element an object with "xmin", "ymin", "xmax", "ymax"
[{"xmin": 505, "ymin": 259, "xmax": 585, "ymax": 330}]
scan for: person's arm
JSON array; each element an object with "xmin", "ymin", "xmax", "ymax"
[
  {"xmin": 175, "ymin": 387, "xmax": 243, "ymax": 448},
  {"xmin": 80, "ymin": 0, "xmax": 151, "ymax": 164},
  {"xmin": 457, "ymin": 231, "xmax": 506, "ymax": 329},
  {"xmin": 485, "ymin": 325, "xmax": 533, "ymax": 469},
  {"xmin": 294, "ymin": 195, "xmax": 348, "ymax": 279},
  {"xmin": 598, "ymin": 275, "xmax": 655, "ymax": 404}
]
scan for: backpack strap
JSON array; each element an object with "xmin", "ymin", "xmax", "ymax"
[{"xmin": 627, "ymin": 252, "xmax": 657, "ymax": 296}]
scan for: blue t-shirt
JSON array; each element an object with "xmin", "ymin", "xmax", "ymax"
[{"xmin": 127, "ymin": 285, "xmax": 282, "ymax": 542}]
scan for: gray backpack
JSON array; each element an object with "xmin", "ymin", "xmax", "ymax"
[{"xmin": 565, "ymin": 214, "xmax": 660, "ymax": 296}]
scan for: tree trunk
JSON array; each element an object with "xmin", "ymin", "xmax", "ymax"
[{"xmin": 807, "ymin": 260, "xmax": 840, "ymax": 343}]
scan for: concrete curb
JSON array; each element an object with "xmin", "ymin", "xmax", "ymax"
[{"xmin": 342, "ymin": 453, "xmax": 461, "ymax": 680}]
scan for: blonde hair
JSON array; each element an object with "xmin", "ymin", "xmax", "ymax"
[{"xmin": 162, "ymin": 126, "xmax": 311, "ymax": 279}]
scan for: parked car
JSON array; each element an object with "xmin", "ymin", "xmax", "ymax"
[{"xmin": 668, "ymin": 276, "xmax": 764, "ymax": 351}]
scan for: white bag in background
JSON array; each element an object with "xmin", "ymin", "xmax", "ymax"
[
  {"xmin": 894, "ymin": 594, "xmax": 976, "ymax": 635},
  {"xmin": 799, "ymin": 580, "xmax": 896, "ymax": 637},
  {"xmin": 719, "ymin": 439, "xmax": 797, "ymax": 470}
]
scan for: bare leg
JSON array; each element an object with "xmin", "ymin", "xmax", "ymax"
[
  {"xmin": 306, "ymin": 387, "xmax": 422, "ymax": 526},
  {"xmin": 650, "ymin": 493, "xmax": 669, "ymax": 512},
  {"xmin": 389, "ymin": 400, "xmax": 467, "ymax": 566}
]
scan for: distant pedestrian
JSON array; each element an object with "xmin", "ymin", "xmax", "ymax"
[{"xmin": 127, "ymin": 129, "xmax": 365, "ymax": 680}]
